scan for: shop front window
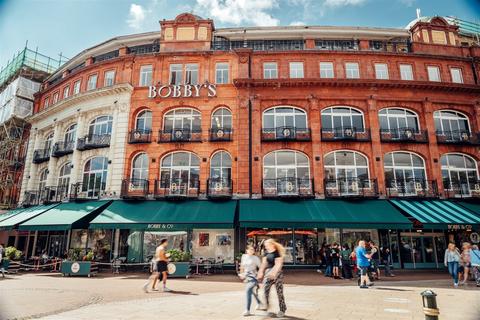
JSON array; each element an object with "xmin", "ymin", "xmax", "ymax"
[
  {"xmin": 87, "ymin": 229, "xmax": 113, "ymax": 262},
  {"xmin": 341, "ymin": 229, "xmax": 379, "ymax": 251},
  {"xmin": 293, "ymin": 230, "xmax": 320, "ymax": 264},
  {"xmin": 191, "ymin": 229, "xmax": 234, "ymax": 263},
  {"xmin": 70, "ymin": 229, "xmax": 88, "ymax": 250},
  {"xmin": 246, "ymin": 229, "xmax": 295, "ymax": 263},
  {"xmin": 143, "ymin": 231, "xmax": 188, "ymax": 261}
]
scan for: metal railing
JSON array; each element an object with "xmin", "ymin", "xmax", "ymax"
[
  {"xmin": 209, "ymin": 128, "xmax": 233, "ymax": 142},
  {"xmin": 435, "ymin": 130, "xmax": 480, "ymax": 145},
  {"xmin": 262, "ymin": 178, "xmax": 314, "ymax": 198},
  {"xmin": 41, "ymin": 185, "xmax": 69, "ymax": 203},
  {"xmin": 261, "ymin": 127, "xmax": 311, "ymax": 142},
  {"xmin": 127, "ymin": 42, "xmax": 160, "ymax": 54},
  {"xmin": 92, "ymin": 50, "xmax": 119, "ymax": 63},
  {"xmin": 69, "ymin": 182, "xmax": 105, "ymax": 201},
  {"xmin": 121, "ymin": 179, "xmax": 149, "ymax": 199},
  {"xmin": 33, "ymin": 149, "xmax": 51, "ymax": 164},
  {"xmin": 77, "ymin": 134, "xmax": 111, "ymax": 151},
  {"xmin": 379, "ymin": 128, "xmax": 428, "ymax": 143},
  {"xmin": 315, "ymin": 39, "xmax": 359, "ymax": 51},
  {"xmin": 368, "ymin": 40, "xmax": 411, "ymax": 53},
  {"xmin": 212, "ymin": 37, "xmax": 304, "ymax": 51},
  {"xmin": 324, "ymin": 178, "xmax": 378, "ymax": 198},
  {"xmin": 22, "ymin": 190, "xmax": 40, "ymax": 207},
  {"xmin": 154, "ymin": 178, "xmax": 200, "ymax": 199},
  {"xmin": 158, "ymin": 129, "xmax": 202, "ymax": 143},
  {"xmin": 443, "ymin": 180, "xmax": 480, "ymax": 199},
  {"xmin": 128, "ymin": 130, "xmax": 152, "ymax": 144},
  {"xmin": 52, "ymin": 141, "xmax": 75, "ymax": 157},
  {"xmin": 207, "ymin": 178, "xmax": 233, "ymax": 198},
  {"xmin": 321, "ymin": 127, "xmax": 371, "ymax": 141},
  {"xmin": 385, "ymin": 179, "xmax": 438, "ymax": 198}
]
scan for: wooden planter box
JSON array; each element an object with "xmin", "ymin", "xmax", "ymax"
[
  {"xmin": 60, "ymin": 261, "xmax": 98, "ymax": 277},
  {"xmin": 168, "ymin": 262, "xmax": 190, "ymax": 278}
]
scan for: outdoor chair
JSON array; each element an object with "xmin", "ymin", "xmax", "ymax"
[{"xmin": 213, "ymin": 259, "xmax": 224, "ymax": 274}]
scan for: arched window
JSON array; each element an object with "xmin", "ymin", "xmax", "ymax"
[
  {"xmin": 209, "ymin": 151, "xmax": 232, "ymax": 194},
  {"xmin": 131, "ymin": 153, "xmax": 149, "ymax": 185},
  {"xmin": 263, "ymin": 150, "xmax": 311, "ymax": 195},
  {"xmin": 378, "ymin": 108, "xmax": 420, "ymax": 131},
  {"xmin": 82, "ymin": 156, "xmax": 108, "ymax": 197},
  {"xmin": 38, "ymin": 168, "xmax": 48, "ymax": 190},
  {"xmin": 441, "ymin": 153, "xmax": 479, "ymax": 197},
  {"xmin": 321, "ymin": 106, "xmax": 364, "ymax": 131},
  {"xmin": 263, "ymin": 106, "xmax": 307, "ymax": 130},
  {"xmin": 58, "ymin": 162, "xmax": 72, "ymax": 198},
  {"xmin": 64, "ymin": 124, "xmax": 77, "ymax": 142},
  {"xmin": 163, "ymin": 108, "xmax": 201, "ymax": 132},
  {"xmin": 211, "ymin": 108, "xmax": 232, "ymax": 130},
  {"xmin": 44, "ymin": 132, "xmax": 54, "ymax": 152},
  {"xmin": 89, "ymin": 116, "xmax": 113, "ymax": 136},
  {"xmin": 434, "ymin": 110, "xmax": 470, "ymax": 142},
  {"xmin": 136, "ymin": 110, "xmax": 152, "ymax": 133},
  {"xmin": 324, "ymin": 150, "xmax": 370, "ymax": 195},
  {"xmin": 384, "ymin": 152, "xmax": 427, "ymax": 196},
  {"xmin": 159, "ymin": 151, "xmax": 200, "ymax": 195}
]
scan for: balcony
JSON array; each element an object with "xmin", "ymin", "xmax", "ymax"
[
  {"xmin": 52, "ymin": 141, "xmax": 75, "ymax": 157},
  {"xmin": 77, "ymin": 134, "xmax": 111, "ymax": 151},
  {"xmin": 324, "ymin": 178, "xmax": 378, "ymax": 198},
  {"xmin": 262, "ymin": 178, "xmax": 314, "ymax": 198},
  {"xmin": 380, "ymin": 128, "xmax": 428, "ymax": 143},
  {"xmin": 154, "ymin": 178, "xmax": 199, "ymax": 199},
  {"xmin": 261, "ymin": 127, "xmax": 311, "ymax": 142},
  {"xmin": 315, "ymin": 39, "xmax": 359, "ymax": 51},
  {"xmin": 443, "ymin": 180, "xmax": 480, "ymax": 199},
  {"xmin": 22, "ymin": 190, "xmax": 40, "ymax": 207},
  {"xmin": 385, "ymin": 179, "xmax": 439, "ymax": 198},
  {"xmin": 69, "ymin": 182, "xmax": 105, "ymax": 201},
  {"xmin": 368, "ymin": 40, "xmax": 411, "ymax": 53},
  {"xmin": 128, "ymin": 130, "xmax": 152, "ymax": 144},
  {"xmin": 207, "ymin": 178, "xmax": 233, "ymax": 199},
  {"xmin": 209, "ymin": 128, "xmax": 233, "ymax": 142},
  {"xmin": 321, "ymin": 127, "xmax": 371, "ymax": 142},
  {"xmin": 41, "ymin": 185, "xmax": 69, "ymax": 203},
  {"xmin": 9, "ymin": 157, "xmax": 25, "ymax": 169},
  {"xmin": 158, "ymin": 129, "xmax": 202, "ymax": 143},
  {"xmin": 435, "ymin": 130, "xmax": 480, "ymax": 145},
  {"xmin": 121, "ymin": 179, "xmax": 149, "ymax": 199},
  {"xmin": 32, "ymin": 149, "xmax": 51, "ymax": 164}
]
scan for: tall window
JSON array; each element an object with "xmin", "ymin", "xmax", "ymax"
[
  {"xmin": 320, "ymin": 62, "xmax": 334, "ymax": 78},
  {"xmin": 131, "ymin": 153, "xmax": 149, "ymax": 184},
  {"xmin": 441, "ymin": 153, "xmax": 479, "ymax": 196},
  {"xmin": 139, "ymin": 65, "xmax": 153, "ymax": 86},
  {"xmin": 89, "ymin": 116, "xmax": 113, "ymax": 136},
  {"xmin": 263, "ymin": 150, "xmax": 310, "ymax": 195},
  {"xmin": 210, "ymin": 151, "xmax": 232, "ymax": 182},
  {"xmin": 289, "ymin": 62, "xmax": 304, "ymax": 78},
  {"xmin": 44, "ymin": 97, "xmax": 49, "ymax": 108},
  {"xmin": 211, "ymin": 108, "xmax": 232, "ymax": 130},
  {"xmin": 87, "ymin": 74, "xmax": 98, "ymax": 90},
  {"xmin": 38, "ymin": 169, "xmax": 48, "ymax": 190},
  {"xmin": 427, "ymin": 66, "xmax": 441, "ymax": 82},
  {"xmin": 44, "ymin": 132, "xmax": 54, "ymax": 152},
  {"xmin": 379, "ymin": 108, "xmax": 420, "ymax": 132},
  {"xmin": 345, "ymin": 62, "xmax": 360, "ymax": 79},
  {"xmin": 160, "ymin": 152, "xmax": 200, "ymax": 190},
  {"xmin": 58, "ymin": 162, "xmax": 72, "ymax": 197},
  {"xmin": 185, "ymin": 64, "xmax": 199, "ymax": 85},
  {"xmin": 321, "ymin": 106, "xmax": 364, "ymax": 131},
  {"xmin": 52, "ymin": 92, "xmax": 59, "ymax": 104},
  {"xmin": 82, "ymin": 156, "xmax": 108, "ymax": 197},
  {"xmin": 399, "ymin": 64, "xmax": 414, "ymax": 80},
  {"xmin": 263, "ymin": 62, "xmax": 278, "ymax": 79},
  {"xmin": 450, "ymin": 68, "xmax": 463, "ymax": 84},
  {"xmin": 104, "ymin": 70, "xmax": 115, "ymax": 86},
  {"xmin": 374, "ymin": 63, "xmax": 389, "ymax": 80},
  {"xmin": 384, "ymin": 152, "xmax": 426, "ymax": 195},
  {"xmin": 64, "ymin": 123, "xmax": 77, "ymax": 143},
  {"xmin": 433, "ymin": 110, "xmax": 470, "ymax": 136},
  {"xmin": 215, "ymin": 62, "xmax": 229, "ymax": 84},
  {"xmin": 136, "ymin": 110, "xmax": 152, "ymax": 133},
  {"xmin": 324, "ymin": 151, "xmax": 370, "ymax": 194},
  {"xmin": 263, "ymin": 107, "xmax": 307, "ymax": 131},
  {"xmin": 169, "ymin": 64, "xmax": 182, "ymax": 85},
  {"xmin": 73, "ymin": 80, "xmax": 81, "ymax": 95},
  {"xmin": 163, "ymin": 108, "xmax": 201, "ymax": 132},
  {"xmin": 63, "ymin": 85, "xmax": 70, "ymax": 99}
]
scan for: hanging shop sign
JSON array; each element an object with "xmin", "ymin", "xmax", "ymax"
[{"xmin": 148, "ymin": 82, "xmax": 217, "ymax": 99}]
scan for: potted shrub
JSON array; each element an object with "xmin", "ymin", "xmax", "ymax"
[
  {"xmin": 166, "ymin": 249, "xmax": 191, "ymax": 278},
  {"xmin": 61, "ymin": 248, "xmax": 97, "ymax": 277}
]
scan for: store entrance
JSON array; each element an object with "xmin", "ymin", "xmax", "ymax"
[{"xmin": 399, "ymin": 232, "xmax": 446, "ymax": 268}]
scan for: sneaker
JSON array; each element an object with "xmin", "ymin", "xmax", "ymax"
[
  {"xmin": 152, "ymin": 288, "xmax": 159, "ymax": 291},
  {"xmin": 316, "ymin": 269, "xmax": 322, "ymax": 273},
  {"xmin": 142, "ymin": 284, "xmax": 149, "ymax": 293},
  {"xmin": 243, "ymin": 311, "xmax": 251, "ymax": 317},
  {"xmin": 360, "ymin": 285, "xmax": 369, "ymax": 289},
  {"xmin": 163, "ymin": 287, "xmax": 172, "ymax": 292},
  {"xmin": 454, "ymin": 283, "xmax": 458, "ymax": 287},
  {"xmin": 277, "ymin": 311, "xmax": 285, "ymax": 318}
]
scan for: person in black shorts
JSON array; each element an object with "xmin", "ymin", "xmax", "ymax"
[{"xmin": 331, "ymin": 243, "xmax": 341, "ymax": 279}]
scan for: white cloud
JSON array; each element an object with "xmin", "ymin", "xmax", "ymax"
[
  {"xmin": 290, "ymin": 21, "xmax": 306, "ymax": 26},
  {"xmin": 127, "ymin": 4, "xmax": 147, "ymax": 30},
  {"xmin": 399, "ymin": 0, "xmax": 415, "ymax": 7},
  {"xmin": 195, "ymin": 0, "xmax": 280, "ymax": 26},
  {"xmin": 324, "ymin": 0, "xmax": 367, "ymax": 7}
]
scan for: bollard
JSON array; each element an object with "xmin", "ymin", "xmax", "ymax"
[{"xmin": 421, "ymin": 290, "xmax": 440, "ymax": 320}]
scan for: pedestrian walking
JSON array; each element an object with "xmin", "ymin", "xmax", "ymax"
[
  {"xmin": 238, "ymin": 245, "xmax": 261, "ymax": 317},
  {"xmin": 331, "ymin": 243, "xmax": 341, "ymax": 279},
  {"xmin": 369, "ymin": 241, "xmax": 381, "ymax": 280},
  {"xmin": 0, "ymin": 243, "xmax": 5, "ymax": 278},
  {"xmin": 142, "ymin": 239, "xmax": 171, "ymax": 293},
  {"xmin": 380, "ymin": 246, "xmax": 395, "ymax": 277},
  {"xmin": 460, "ymin": 242, "xmax": 472, "ymax": 285},
  {"xmin": 340, "ymin": 244, "xmax": 352, "ymax": 279},
  {"xmin": 355, "ymin": 240, "xmax": 373, "ymax": 289},
  {"xmin": 444, "ymin": 243, "xmax": 461, "ymax": 287},
  {"xmin": 324, "ymin": 244, "xmax": 332, "ymax": 277},
  {"xmin": 257, "ymin": 239, "xmax": 287, "ymax": 318}
]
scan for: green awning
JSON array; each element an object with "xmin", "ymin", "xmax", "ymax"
[
  {"xmin": 239, "ymin": 199, "xmax": 412, "ymax": 229},
  {"xmin": 389, "ymin": 199, "xmax": 480, "ymax": 229},
  {"xmin": 0, "ymin": 204, "xmax": 59, "ymax": 231},
  {"xmin": 90, "ymin": 200, "xmax": 237, "ymax": 230},
  {"xmin": 456, "ymin": 202, "xmax": 480, "ymax": 217},
  {"xmin": 18, "ymin": 200, "xmax": 111, "ymax": 231},
  {"xmin": 0, "ymin": 207, "xmax": 27, "ymax": 223}
]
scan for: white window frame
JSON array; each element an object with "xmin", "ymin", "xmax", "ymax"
[
  {"xmin": 163, "ymin": 108, "xmax": 201, "ymax": 132},
  {"xmin": 427, "ymin": 66, "xmax": 441, "ymax": 82},
  {"xmin": 211, "ymin": 107, "xmax": 232, "ymax": 129},
  {"xmin": 324, "ymin": 150, "xmax": 371, "ymax": 192},
  {"xmin": 169, "ymin": 64, "xmax": 183, "ymax": 85},
  {"xmin": 289, "ymin": 62, "xmax": 304, "ymax": 78},
  {"xmin": 131, "ymin": 153, "xmax": 149, "ymax": 182},
  {"xmin": 52, "ymin": 92, "xmax": 59, "ymax": 104},
  {"xmin": 104, "ymin": 70, "xmax": 116, "ymax": 87},
  {"xmin": 345, "ymin": 62, "xmax": 360, "ymax": 79},
  {"xmin": 399, "ymin": 64, "xmax": 414, "ymax": 81},
  {"xmin": 139, "ymin": 65, "xmax": 153, "ymax": 86},
  {"xmin": 450, "ymin": 67, "xmax": 463, "ymax": 84},
  {"xmin": 185, "ymin": 64, "xmax": 199, "ymax": 85},
  {"xmin": 321, "ymin": 106, "xmax": 365, "ymax": 131},
  {"xmin": 215, "ymin": 62, "xmax": 229, "ymax": 84},
  {"xmin": 73, "ymin": 80, "xmax": 81, "ymax": 95},
  {"xmin": 64, "ymin": 123, "xmax": 77, "ymax": 143},
  {"xmin": 88, "ymin": 116, "xmax": 113, "ymax": 136},
  {"xmin": 263, "ymin": 62, "xmax": 278, "ymax": 79},
  {"xmin": 136, "ymin": 110, "xmax": 153, "ymax": 132},
  {"xmin": 87, "ymin": 74, "xmax": 98, "ymax": 91},
  {"xmin": 82, "ymin": 156, "xmax": 109, "ymax": 197},
  {"xmin": 210, "ymin": 150, "xmax": 232, "ymax": 181},
  {"xmin": 262, "ymin": 106, "xmax": 308, "ymax": 130},
  {"xmin": 319, "ymin": 62, "xmax": 334, "ymax": 78},
  {"xmin": 44, "ymin": 97, "xmax": 49, "ymax": 108},
  {"xmin": 384, "ymin": 151, "xmax": 427, "ymax": 195},
  {"xmin": 378, "ymin": 108, "xmax": 421, "ymax": 131},
  {"xmin": 433, "ymin": 110, "xmax": 470, "ymax": 134},
  {"xmin": 374, "ymin": 63, "xmax": 389, "ymax": 80},
  {"xmin": 63, "ymin": 85, "xmax": 70, "ymax": 99},
  {"xmin": 441, "ymin": 153, "xmax": 479, "ymax": 196},
  {"xmin": 159, "ymin": 151, "xmax": 200, "ymax": 190}
]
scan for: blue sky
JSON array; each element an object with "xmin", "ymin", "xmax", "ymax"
[{"xmin": 0, "ymin": 0, "xmax": 479, "ymax": 68}]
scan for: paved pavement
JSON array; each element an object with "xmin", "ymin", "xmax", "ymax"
[{"xmin": 0, "ymin": 271, "xmax": 479, "ymax": 320}]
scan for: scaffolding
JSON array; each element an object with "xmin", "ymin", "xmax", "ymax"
[{"xmin": 446, "ymin": 16, "xmax": 480, "ymax": 45}]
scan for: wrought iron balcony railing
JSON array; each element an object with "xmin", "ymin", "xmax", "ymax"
[
  {"xmin": 262, "ymin": 178, "xmax": 314, "ymax": 198},
  {"xmin": 321, "ymin": 127, "xmax": 371, "ymax": 142},
  {"xmin": 158, "ymin": 129, "xmax": 202, "ymax": 143},
  {"xmin": 207, "ymin": 178, "xmax": 233, "ymax": 198},
  {"xmin": 379, "ymin": 128, "xmax": 428, "ymax": 143},
  {"xmin": 435, "ymin": 130, "xmax": 480, "ymax": 145},
  {"xmin": 41, "ymin": 185, "xmax": 69, "ymax": 203},
  {"xmin": 22, "ymin": 190, "xmax": 40, "ymax": 207},
  {"xmin": 121, "ymin": 178, "xmax": 149, "ymax": 199},
  {"xmin": 69, "ymin": 182, "xmax": 105, "ymax": 201},
  {"xmin": 52, "ymin": 141, "xmax": 75, "ymax": 157},
  {"xmin": 9, "ymin": 157, "xmax": 25, "ymax": 169},
  {"xmin": 261, "ymin": 127, "xmax": 311, "ymax": 142},
  {"xmin": 77, "ymin": 134, "xmax": 111, "ymax": 151},
  {"xmin": 368, "ymin": 40, "xmax": 411, "ymax": 53},
  {"xmin": 128, "ymin": 129, "xmax": 152, "ymax": 144},
  {"xmin": 209, "ymin": 128, "xmax": 233, "ymax": 142},
  {"xmin": 324, "ymin": 178, "xmax": 378, "ymax": 198},
  {"xmin": 33, "ymin": 149, "xmax": 51, "ymax": 164},
  {"xmin": 443, "ymin": 180, "xmax": 480, "ymax": 199},
  {"xmin": 385, "ymin": 179, "xmax": 438, "ymax": 198},
  {"xmin": 154, "ymin": 178, "xmax": 200, "ymax": 199}
]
